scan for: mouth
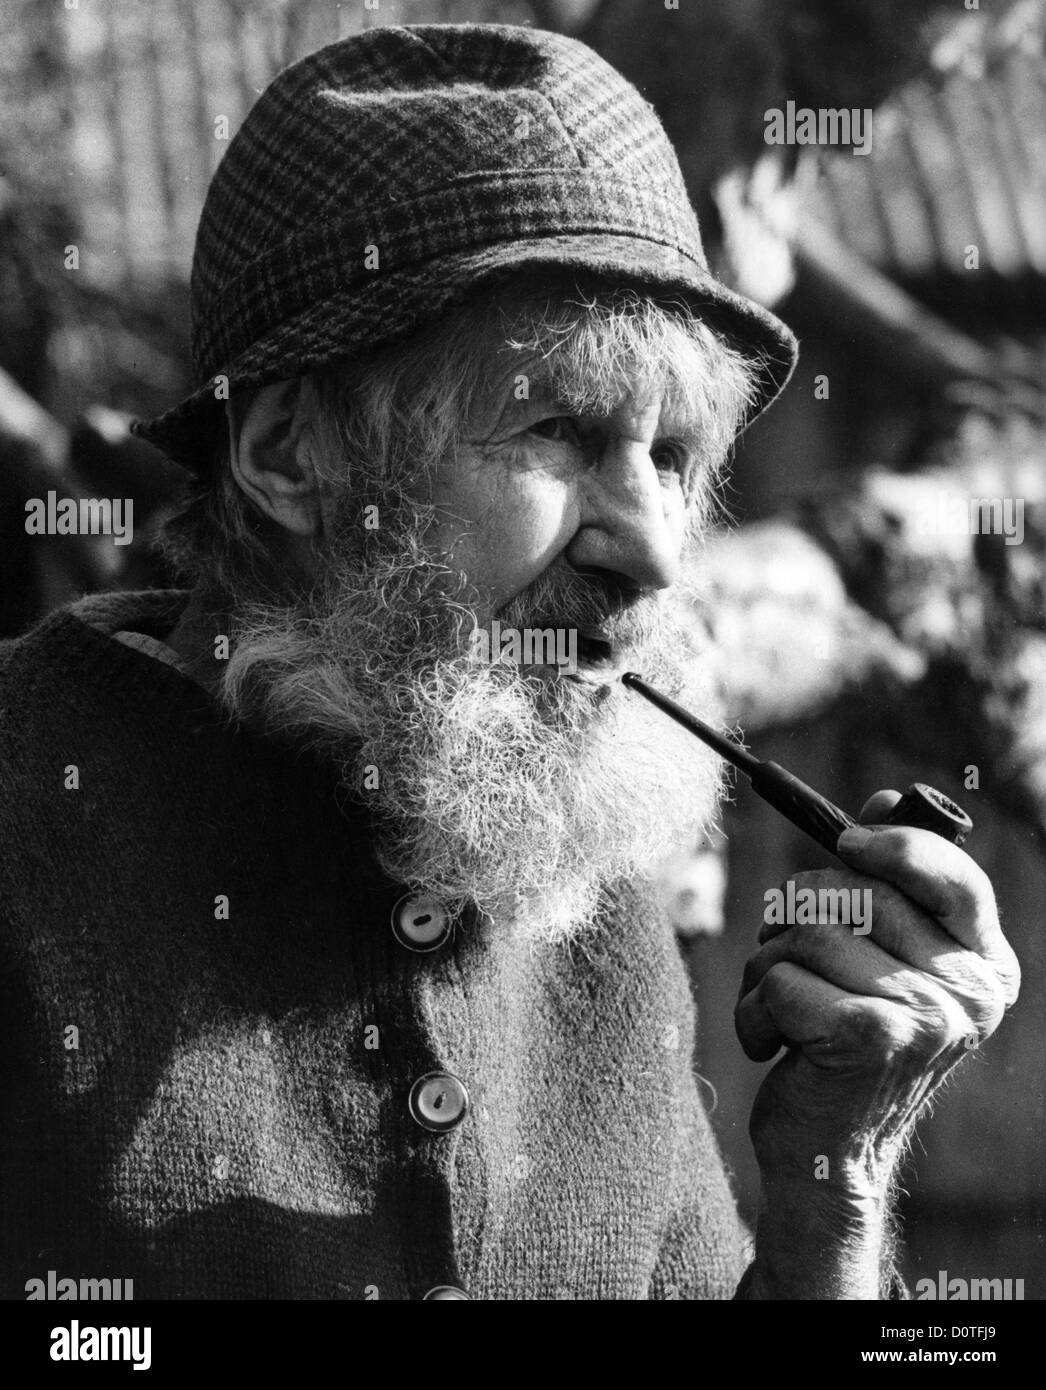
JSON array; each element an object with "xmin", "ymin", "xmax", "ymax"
[
  {"xmin": 481, "ymin": 605, "xmax": 628, "ymax": 686},
  {"xmin": 569, "ymin": 629, "xmax": 624, "ymax": 685}
]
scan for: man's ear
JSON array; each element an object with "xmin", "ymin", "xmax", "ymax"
[{"xmin": 226, "ymin": 379, "xmax": 323, "ymax": 537}]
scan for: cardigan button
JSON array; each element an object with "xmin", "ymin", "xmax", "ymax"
[
  {"xmin": 423, "ymin": 1286, "xmax": 470, "ymax": 1300},
  {"xmin": 408, "ymin": 1071, "xmax": 469, "ymax": 1133},
  {"xmin": 391, "ymin": 894, "xmax": 452, "ymax": 952}
]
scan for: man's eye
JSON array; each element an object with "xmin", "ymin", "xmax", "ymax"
[
  {"xmin": 651, "ymin": 441, "xmax": 688, "ymax": 475},
  {"xmin": 527, "ymin": 416, "xmax": 581, "ymax": 445}
]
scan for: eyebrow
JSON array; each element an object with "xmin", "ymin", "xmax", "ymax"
[
  {"xmin": 498, "ymin": 388, "xmax": 702, "ymax": 434},
  {"xmin": 657, "ymin": 411, "xmax": 705, "ymax": 448},
  {"xmin": 472, "ymin": 359, "xmax": 708, "ymax": 451}
]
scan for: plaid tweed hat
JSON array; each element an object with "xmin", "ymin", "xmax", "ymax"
[{"xmin": 133, "ymin": 23, "xmax": 798, "ymax": 470}]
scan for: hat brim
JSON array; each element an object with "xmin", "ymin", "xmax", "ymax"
[{"xmin": 131, "ymin": 234, "xmax": 798, "ymax": 471}]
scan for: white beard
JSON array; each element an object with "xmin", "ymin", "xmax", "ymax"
[{"xmin": 218, "ymin": 526, "xmax": 725, "ymax": 944}]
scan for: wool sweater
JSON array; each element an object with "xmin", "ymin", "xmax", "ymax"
[{"xmin": 0, "ymin": 589, "xmax": 749, "ymax": 1301}]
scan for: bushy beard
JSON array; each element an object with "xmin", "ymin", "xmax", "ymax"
[{"xmin": 218, "ymin": 507, "xmax": 726, "ymax": 944}]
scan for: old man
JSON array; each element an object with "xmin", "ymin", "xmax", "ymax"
[{"xmin": 0, "ymin": 24, "xmax": 1018, "ymax": 1300}]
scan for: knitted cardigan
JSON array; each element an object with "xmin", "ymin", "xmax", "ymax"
[{"xmin": 0, "ymin": 590, "xmax": 749, "ymax": 1300}]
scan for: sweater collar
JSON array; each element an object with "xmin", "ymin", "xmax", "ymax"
[{"xmin": 66, "ymin": 587, "xmax": 193, "ymax": 641}]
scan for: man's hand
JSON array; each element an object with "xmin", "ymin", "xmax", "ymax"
[{"xmin": 736, "ymin": 790, "xmax": 1020, "ymax": 1299}]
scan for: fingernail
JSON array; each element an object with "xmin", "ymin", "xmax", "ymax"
[{"xmin": 837, "ymin": 825, "xmax": 874, "ymax": 855}]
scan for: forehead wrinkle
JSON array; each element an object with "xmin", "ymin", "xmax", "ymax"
[
  {"xmin": 658, "ymin": 364, "xmax": 712, "ymax": 438},
  {"xmin": 546, "ymin": 354, "xmax": 661, "ymax": 418},
  {"xmin": 658, "ymin": 398, "xmax": 705, "ymax": 447},
  {"xmin": 504, "ymin": 313, "xmax": 663, "ymax": 415},
  {"xmin": 480, "ymin": 375, "xmax": 705, "ymax": 450},
  {"xmin": 467, "ymin": 309, "xmax": 714, "ymax": 442},
  {"xmin": 465, "ymin": 344, "xmax": 563, "ymax": 440}
]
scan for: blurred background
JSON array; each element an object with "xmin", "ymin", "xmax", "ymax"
[{"xmin": 1, "ymin": 0, "xmax": 1043, "ymax": 1296}]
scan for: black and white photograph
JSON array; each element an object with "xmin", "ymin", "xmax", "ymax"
[{"xmin": 0, "ymin": 0, "xmax": 1042, "ymax": 1362}]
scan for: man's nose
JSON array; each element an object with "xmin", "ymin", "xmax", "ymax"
[{"xmin": 565, "ymin": 440, "xmax": 682, "ymax": 591}]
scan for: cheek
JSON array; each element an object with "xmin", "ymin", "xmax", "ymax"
[
  {"xmin": 431, "ymin": 459, "xmax": 577, "ymax": 604},
  {"xmin": 475, "ymin": 488, "xmax": 578, "ymax": 603}
]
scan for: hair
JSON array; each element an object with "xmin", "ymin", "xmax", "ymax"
[{"xmin": 157, "ymin": 272, "xmax": 760, "ymax": 601}]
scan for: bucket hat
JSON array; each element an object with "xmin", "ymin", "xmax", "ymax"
[{"xmin": 132, "ymin": 23, "xmax": 798, "ymax": 470}]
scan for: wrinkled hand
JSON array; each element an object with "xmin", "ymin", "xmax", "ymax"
[{"xmin": 737, "ymin": 790, "xmax": 1021, "ymax": 1191}]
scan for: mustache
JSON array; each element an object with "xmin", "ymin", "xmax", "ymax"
[{"xmin": 497, "ymin": 566, "xmax": 664, "ymax": 651}]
